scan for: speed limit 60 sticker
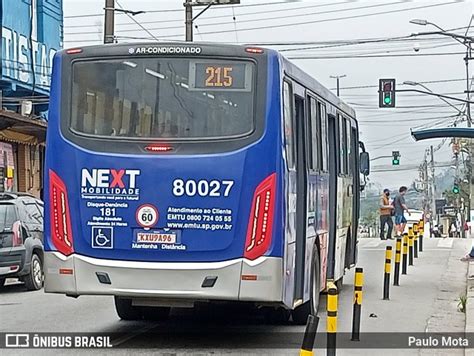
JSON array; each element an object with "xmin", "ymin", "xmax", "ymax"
[{"xmin": 136, "ymin": 204, "xmax": 159, "ymax": 228}]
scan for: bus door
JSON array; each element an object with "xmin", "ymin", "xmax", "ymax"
[
  {"xmin": 342, "ymin": 119, "xmax": 355, "ymax": 269},
  {"xmin": 293, "ymin": 83, "xmax": 310, "ymax": 303},
  {"xmin": 327, "ymin": 112, "xmax": 353, "ymax": 281},
  {"xmin": 327, "ymin": 113, "xmax": 337, "ymax": 281},
  {"xmin": 348, "ymin": 124, "xmax": 360, "ymax": 266}
]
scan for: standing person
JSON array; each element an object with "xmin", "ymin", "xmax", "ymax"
[
  {"xmin": 379, "ymin": 189, "xmax": 394, "ymax": 240},
  {"xmin": 393, "ymin": 186, "xmax": 411, "ymax": 236}
]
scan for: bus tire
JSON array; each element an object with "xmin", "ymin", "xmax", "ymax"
[
  {"xmin": 335, "ymin": 276, "xmax": 343, "ymax": 292},
  {"xmin": 263, "ymin": 307, "xmax": 291, "ymax": 324},
  {"xmin": 142, "ymin": 306, "xmax": 171, "ymax": 321},
  {"xmin": 114, "ymin": 297, "xmax": 143, "ymax": 321},
  {"xmin": 292, "ymin": 247, "xmax": 321, "ymax": 325},
  {"xmin": 24, "ymin": 254, "xmax": 43, "ymax": 291}
]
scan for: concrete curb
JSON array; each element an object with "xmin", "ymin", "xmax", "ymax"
[{"xmin": 465, "ymin": 262, "xmax": 474, "ymax": 356}]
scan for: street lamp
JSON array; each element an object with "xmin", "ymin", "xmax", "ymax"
[
  {"xmin": 409, "ymin": 18, "xmax": 472, "ymax": 125},
  {"xmin": 410, "ymin": 18, "xmax": 474, "ymax": 238},
  {"xmin": 330, "ymin": 74, "xmax": 346, "ymax": 96},
  {"xmin": 184, "ymin": 0, "xmax": 241, "ymax": 42},
  {"xmin": 402, "ymin": 81, "xmax": 465, "ymax": 117},
  {"xmin": 409, "ymin": 19, "xmax": 428, "ymax": 26}
]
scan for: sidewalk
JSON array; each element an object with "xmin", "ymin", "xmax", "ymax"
[{"xmin": 466, "ymin": 261, "xmax": 474, "ymax": 356}]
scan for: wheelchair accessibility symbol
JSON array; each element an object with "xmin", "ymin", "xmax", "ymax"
[{"xmin": 91, "ymin": 226, "xmax": 114, "ymax": 249}]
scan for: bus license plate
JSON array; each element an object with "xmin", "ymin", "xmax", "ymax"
[{"xmin": 135, "ymin": 231, "xmax": 178, "ymax": 244}]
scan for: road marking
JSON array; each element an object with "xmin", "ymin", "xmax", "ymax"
[{"xmin": 437, "ymin": 239, "xmax": 454, "ymax": 248}]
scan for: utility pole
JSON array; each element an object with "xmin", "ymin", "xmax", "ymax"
[
  {"xmin": 185, "ymin": 0, "xmax": 193, "ymax": 42},
  {"xmin": 430, "ymin": 145, "xmax": 436, "ymax": 220},
  {"xmin": 104, "ymin": 0, "xmax": 115, "ymax": 44},
  {"xmin": 330, "ymin": 75, "xmax": 346, "ymax": 96},
  {"xmin": 183, "ymin": 0, "xmax": 240, "ymax": 42},
  {"xmin": 418, "ymin": 149, "xmax": 430, "ymax": 217}
]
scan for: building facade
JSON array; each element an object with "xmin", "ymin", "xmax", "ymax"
[{"xmin": 1, "ymin": 0, "xmax": 63, "ymax": 198}]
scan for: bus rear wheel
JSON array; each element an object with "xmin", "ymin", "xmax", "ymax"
[
  {"xmin": 114, "ymin": 297, "xmax": 143, "ymax": 320},
  {"xmin": 114, "ymin": 297, "xmax": 171, "ymax": 321},
  {"xmin": 142, "ymin": 306, "xmax": 170, "ymax": 321},
  {"xmin": 292, "ymin": 249, "xmax": 321, "ymax": 325}
]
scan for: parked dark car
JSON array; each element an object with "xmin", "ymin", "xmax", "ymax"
[{"xmin": 0, "ymin": 193, "xmax": 44, "ymax": 290}]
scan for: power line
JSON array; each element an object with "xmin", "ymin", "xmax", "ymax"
[
  {"xmin": 64, "ymin": 1, "xmax": 313, "ymax": 19},
  {"xmin": 332, "ymin": 78, "xmax": 465, "ymax": 91},
  {"xmin": 115, "ymin": 1, "xmax": 159, "ymax": 42},
  {"xmin": 359, "ymin": 114, "xmax": 459, "ymax": 124},
  {"xmin": 278, "ymin": 37, "xmax": 457, "ymax": 53},
  {"xmin": 64, "ymin": 1, "xmax": 463, "ymax": 41},
  {"xmin": 66, "ymin": 1, "xmax": 407, "ymax": 35},
  {"xmin": 289, "ymin": 51, "xmax": 465, "ymax": 59},
  {"xmin": 249, "ymin": 26, "xmax": 472, "ymax": 46},
  {"xmin": 65, "ymin": 1, "xmax": 350, "ymax": 30}
]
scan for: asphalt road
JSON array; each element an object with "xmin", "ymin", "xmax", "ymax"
[{"xmin": 0, "ymin": 237, "xmax": 470, "ymax": 355}]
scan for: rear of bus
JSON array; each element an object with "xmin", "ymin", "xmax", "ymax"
[{"xmin": 44, "ymin": 43, "xmax": 286, "ymax": 311}]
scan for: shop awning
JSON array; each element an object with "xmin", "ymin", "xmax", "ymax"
[{"xmin": 0, "ymin": 110, "xmax": 47, "ymax": 144}]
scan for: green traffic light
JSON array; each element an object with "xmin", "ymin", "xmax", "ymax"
[
  {"xmin": 384, "ymin": 96, "xmax": 392, "ymax": 104},
  {"xmin": 392, "ymin": 159, "xmax": 400, "ymax": 165},
  {"xmin": 453, "ymin": 185, "xmax": 460, "ymax": 194}
]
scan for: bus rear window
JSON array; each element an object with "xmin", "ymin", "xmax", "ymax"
[{"xmin": 70, "ymin": 58, "xmax": 255, "ymax": 140}]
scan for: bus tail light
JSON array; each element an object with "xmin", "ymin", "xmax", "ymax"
[
  {"xmin": 244, "ymin": 173, "xmax": 276, "ymax": 260},
  {"xmin": 245, "ymin": 47, "xmax": 264, "ymax": 54},
  {"xmin": 145, "ymin": 144, "xmax": 173, "ymax": 152},
  {"xmin": 49, "ymin": 170, "xmax": 74, "ymax": 256},
  {"xmin": 66, "ymin": 48, "xmax": 83, "ymax": 54}
]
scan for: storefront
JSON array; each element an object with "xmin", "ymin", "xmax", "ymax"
[{"xmin": 0, "ymin": 0, "xmax": 62, "ymax": 198}]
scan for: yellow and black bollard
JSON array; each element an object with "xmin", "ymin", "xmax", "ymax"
[
  {"xmin": 402, "ymin": 233, "xmax": 408, "ymax": 275},
  {"xmin": 327, "ymin": 283, "xmax": 338, "ymax": 356},
  {"xmin": 419, "ymin": 219, "xmax": 424, "ymax": 251},
  {"xmin": 408, "ymin": 227, "xmax": 414, "ymax": 266},
  {"xmin": 300, "ymin": 314, "xmax": 319, "ymax": 356},
  {"xmin": 351, "ymin": 268, "xmax": 364, "ymax": 341},
  {"xmin": 394, "ymin": 238, "xmax": 402, "ymax": 286},
  {"xmin": 413, "ymin": 223, "xmax": 419, "ymax": 258},
  {"xmin": 383, "ymin": 246, "xmax": 392, "ymax": 300}
]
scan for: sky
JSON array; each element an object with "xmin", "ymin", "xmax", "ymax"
[{"xmin": 62, "ymin": 0, "xmax": 474, "ymax": 190}]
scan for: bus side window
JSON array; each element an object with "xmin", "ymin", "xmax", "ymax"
[
  {"xmin": 319, "ymin": 103, "xmax": 328, "ymax": 172},
  {"xmin": 283, "ymin": 81, "xmax": 296, "ymax": 170},
  {"xmin": 308, "ymin": 97, "xmax": 320, "ymax": 171}
]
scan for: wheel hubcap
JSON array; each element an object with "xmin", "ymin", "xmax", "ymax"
[{"xmin": 33, "ymin": 259, "xmax": 42, "ymax": 286}]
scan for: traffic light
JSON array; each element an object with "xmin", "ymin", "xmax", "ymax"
[
  {"xmin": 379, "ymin": 79, "xmax": 396, "ymax": 108},
  {"xmin": 452, "ymin": 184, "xmax": 460, "ymax": 194},
  {"xmin": 392, "ymin": 151, "xmax": 400, "ymax": 165}
]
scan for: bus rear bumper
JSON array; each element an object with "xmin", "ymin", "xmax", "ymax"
[{"xmin": 44, "ymin": 252, "xmax": 283, "ymax": 304}]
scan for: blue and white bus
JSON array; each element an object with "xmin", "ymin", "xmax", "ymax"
[{"xmin": 44, "ymin": 42, "xmax": 369, "ymax": 324}]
